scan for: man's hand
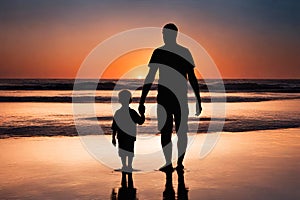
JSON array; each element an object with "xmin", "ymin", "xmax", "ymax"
[
  {"xmin": 139, "ymin": 104, "xmax": 145, "ymax": 114},
  {"xmin": 195, "ymin": 101, "xmax": 202, "ymax": 116},
  {"xmin": 112, "ymin": 138, "xmax": 116, "ymax": 146}
]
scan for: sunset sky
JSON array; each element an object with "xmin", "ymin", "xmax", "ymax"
[{"xmin": 0, "ymin": 0, "xmax": 299, "ymax": 79}]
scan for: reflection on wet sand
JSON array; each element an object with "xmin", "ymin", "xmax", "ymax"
[
  {"xmin": 163, "ymin": 170, "xmax": 189, "ymax": 200},
  {"xmin": 111, "ymin": 172, "xmax": 138, "ymax": 200}
]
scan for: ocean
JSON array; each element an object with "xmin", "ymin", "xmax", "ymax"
[{"xmin": 0, "ymin": 79, "xmax": 299, "ymax": 138}]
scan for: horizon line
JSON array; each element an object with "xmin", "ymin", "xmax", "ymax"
[{"xmin": 0, "ymin": 78, "xmax": 300, "ymax": 80}]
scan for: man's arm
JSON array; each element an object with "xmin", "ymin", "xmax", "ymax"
[
  {"xmin": 111, "ymin": 119, "xmax": 117, "ymax": 146},
  {"xmin": 188, "ymin": 68, "xmax": 202, "ymax": 116},
  {"xmin": 138, "ymin": 113, "xmax": 145, "ymax": 125},
  {"xmin": 112, "ymin": 130, "xmax": 117, "ymax": 146},
  {"xmin": 137, "ymin": 105, "xmax": 145, "ymax": 125},
  {"xmin": 139, "ymin": 66, "xmax": 158, "ymax": 113},
  {"xmin": 136, "ymin": 112, "xmax": 145, "ymax": 125},
  {"xmin": 131, "ymin": 109, "xmax": 145, "ymax": 125},
  {"xmin": 184, "ymin": 49, "xmax": 202, "ymax": 116}
]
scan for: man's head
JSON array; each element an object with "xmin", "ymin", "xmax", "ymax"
[
  {"xmin": 118, "ymin": 89, "xmax": 132, "ymax": 105},
  {"xmin": 162, "ymin": 23, "xmax": 178, "ymax": 45}
]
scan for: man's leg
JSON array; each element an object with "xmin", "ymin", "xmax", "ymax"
[
  {"xmin": 157, "ymin": 103, "xmax": 173, "ymax": 168},
  {"xmin": 177, "ymin": 131, "xmax": 187, "ymax": 167},
  {"xmin": 175, "ymin": 104, "xmax": 188, "ymax": 169},
  {"xmin": 161, "ymin": 131, "xmax": 173, "ymax": 166}
]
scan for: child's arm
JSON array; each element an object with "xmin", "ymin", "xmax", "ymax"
[
  {"xmin": 112, "ymin": 130, "xmax": 117, "ymax": 146},
  {"xmin": 130, "ymin": 108, "xmax": 145, "ymax": 125}
]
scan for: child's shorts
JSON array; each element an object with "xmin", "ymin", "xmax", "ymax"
[{"xmin": 118, "ymin": 140, "xmax": 135, "ymax": 157}]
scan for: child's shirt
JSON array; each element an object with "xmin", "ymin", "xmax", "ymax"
[{"xmin": 112, "ymin": 107, "xmax": 144, "ymax": 142}]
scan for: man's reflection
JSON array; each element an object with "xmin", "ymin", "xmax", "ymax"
[
  {"xmin": 177, "ymin": 170, "xmax": 188, "ymax": 200},
  {"xmin": 163, "ymin": 171, "xmax": 175, "ymax": 200},
  {"xmin": 163, "ymin": 170, "xmax": 189, "ymax": 200}
]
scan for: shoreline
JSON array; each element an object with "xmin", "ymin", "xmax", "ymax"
[
  {"xmin": 0, "ymin": 128, "xmax": 299, "ymax": 199},
  {"xmin": 1, "ymin": 126, "xmax": 299, "ymax": 139}
]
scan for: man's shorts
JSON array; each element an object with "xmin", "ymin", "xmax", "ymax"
[{"xmin": 157, "ymin": 93, "xmax": 189, "ymax": 134}]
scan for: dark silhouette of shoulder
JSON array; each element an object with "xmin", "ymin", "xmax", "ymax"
[{"xmin": 149, "ymin": 44, "xmax": 195, "ymax": 74}]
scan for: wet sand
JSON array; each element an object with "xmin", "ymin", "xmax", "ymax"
[{"xmin": 0, "ymin": 128, "xmax": 300, "ymax": 199}]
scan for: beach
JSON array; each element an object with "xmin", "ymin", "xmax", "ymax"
[
  {"xmin": 0, "ymin": 79, "xmax": 300, "ymax": 199},
  {"xmin": 1, "ymin": 0, "xmax": 300, "ymax": 198},
  {"xmin": 1, "ymin": 128, "xmax": 299, "ymax": 199}
]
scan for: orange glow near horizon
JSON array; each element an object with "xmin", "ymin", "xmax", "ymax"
[
  {"xmin": 101, "ymin": 48, "xmax": 201, "ymax": 79},
  {"xmin": 1, "ymin": 22, "xmax": 298, "ymax": 79},
  {"xmin": 101, "ymin": 49, "xmax": 153, "ymax": 79}
]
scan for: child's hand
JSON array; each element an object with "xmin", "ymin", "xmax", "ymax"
[
  {"xmin": 139, "ymin": 104, "xmax": 145, "ymax": 114},
  {"xmin": 195, "ymin": 101, "xmax": 202, "ymax": 116},
  {"xmin": 112, "ymin": 138, "xmax": 116, "ymax": 146}
]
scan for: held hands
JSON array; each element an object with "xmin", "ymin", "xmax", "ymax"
[
  {"xmin": 195, "ymin": 101, "xmax": 202, "ymax": 116},
  {"xmin": 138, "ymin": 103, "xmax": 145, "ymax": 115}
]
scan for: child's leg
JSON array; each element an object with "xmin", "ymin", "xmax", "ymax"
[
  {"xmin": 128, "ymin": 155, "xmax": 133, "ymax": 170},
  {"xmin": 127, "ymin": 154, "xmax": 134, "ymax": 188},
  {"xmin": 121, "ymin": 172, "xmax": 127, "ymax": 188},
  {"xmin": 120, "ymin": 155, "xmax": 126, "ymax": 170},
  {"xmin": 127, "ymin": 140, "xmax": 134, "ymax": 171},
  {"xmin": 127, "ymin": 172, "xmax": 134, "ymax": 188}
]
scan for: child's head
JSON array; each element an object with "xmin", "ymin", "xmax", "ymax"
[{"xmin": 118, "ymin": 90, "xmax": 132, "ymax": 105}]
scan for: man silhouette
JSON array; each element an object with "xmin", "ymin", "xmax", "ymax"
[{"xmin": 139, "ymin": 23, "xmax": 202, "ymax": 172}]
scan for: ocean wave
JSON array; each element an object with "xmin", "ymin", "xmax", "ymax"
[
  {"xmin": 0, "ymin": 79, "xmax": 116, "ymax": 90},
  {"xmin": 1, "ymin": 116, "xmax": 299, "ymax": 138},
  {"xmin": 1, "ymin": 95, "xmax": 300, "ymax": 103},
  {"xmin": 0, "ymin": 79, "xmax": 300, "ymax": 92}
]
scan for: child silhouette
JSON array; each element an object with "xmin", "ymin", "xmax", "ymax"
[{"xmin": 112, "ymin": 90, "xmax": 145, "ymax": 176}]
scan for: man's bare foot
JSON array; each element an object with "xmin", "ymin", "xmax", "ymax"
[{"xmin": 159, "ymin": 164, "xmax": 174, "ymax": 173}]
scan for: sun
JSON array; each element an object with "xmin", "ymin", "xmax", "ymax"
[
  {"xmin": 100, "ymin": 48, "xmax": 201, "ymax": 79},
  {"xmin": 101, "ymin": 48, "xmax": 153, "ymax": 79}
]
